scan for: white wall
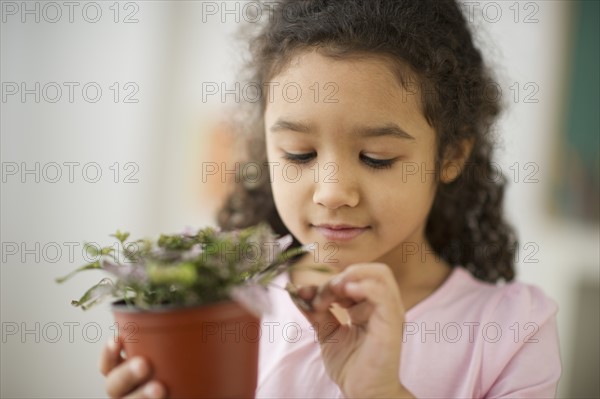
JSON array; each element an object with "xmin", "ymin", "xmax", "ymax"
[
  {"xmin": 476, "ymin": 2, "xmax": 599, "ymax": 396},
  {"xmin": 1, "ymin": 1, "xmax": 597, "ymax": 397},
  {"xmin": 1, "ymin": 2, "xmax": 235, "ymax": 397}
]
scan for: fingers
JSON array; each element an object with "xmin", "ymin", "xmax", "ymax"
[
  {"xmin": 291, "ymin": 284, "xmax": 318, "ymax": 312},
  {"xmin": 311, "ymin": 278, "xmax": 377, "ymax": 327},
  {"xmin": 99, "ymin": 338, "xmax": 124, "ymax": 377},
  {"xmin": 289, "ymin": 285, "xmax": 343, "ymax": 343},
  {"xmin": 308, "ymin": 263, "xmax": 396, "ymax": 312},
  {"xmin": 288, "ymin": 262, "xmax": 405, "ymax": 341},
  {"xmin": 333, "ymin": 263, "xmax": 404, "ymax": 306},
  {"xmin": 341, "ymin": 278, "xmax": 389, "ymax": 307},
  {"xmin": 124, "ymin": 381, "xmax": 166, "ymax": 399},
  {"xmin": 105, "ymin": 357, "xmax": 159, "ymax": 399},
  {"xmin": 334, "ymin": 263, "xmax": 399, "ymax": 291},
  {"xmin": 100, "ymin": 339, "xmax": 165, "ymax": 399},
  {"xmin": 310, "ymin": 263, "xmax": 405, "ymax": 327},
  {"xmin": 344, "ymin": 298, "xmax": 374, "ymax": 326}
]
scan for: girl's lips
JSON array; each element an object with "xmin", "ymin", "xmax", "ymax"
[{"xmin": 313, "ymin": 225, "xmax": 369, "ymax": 242}]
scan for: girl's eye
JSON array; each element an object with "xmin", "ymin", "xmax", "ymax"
[
  {"xmin": 282, "ymin": 152, "xmax": 316, "ymax": 164},
  {"xmin": 360, "ymin": 153, "xmax": 398, "ymax": 169}
]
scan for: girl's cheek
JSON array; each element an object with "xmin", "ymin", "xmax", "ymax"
[{"xmin": 395, "ymin": 160, "xmax": 439, "ymax": 187}]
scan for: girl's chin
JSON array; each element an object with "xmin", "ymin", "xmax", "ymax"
[
  {"xmin": 301, "ymin": 252, "xmax": 378, "ymax": 270},
  {"xmin": 296, "ymin": 235, "xmax": 381, "ymax": 266}
]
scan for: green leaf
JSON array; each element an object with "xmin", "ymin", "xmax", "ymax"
[
  {"xmin": 61, "ymin": 223, "xmax": 312, "ymax": 310},
  {"xmin": 147, "ymin": 262, "xmax": 197, "ymax": 287},
  {"xmin": 70, "ymin": 278, "xmax": 115, "ymax": 310},
  {"xmin": 83, "ymin": 242, "xmax": 101, "ymax": 257},
  {"xmin": 248, "ymin": 246, "xmax": 308, "ymax": 286},
  {"xmin": 266, "ymin": 245, "xmax": 307, "ymax": 271},
  {"xmin": 111, "ymin": 230, "xmax": 130, "ymax": 243},
  {"xmin": 297, "ymin": 264, "xmax": 337, "ymax": 274},
  {"xmin": 55, "ymin": 261, "xmax": 101, "ymax": 284}
]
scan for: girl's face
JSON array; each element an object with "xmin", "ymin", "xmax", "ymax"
[{"xmin": 265, "ymin": 50, "xmax": 439, "ymax": 270}]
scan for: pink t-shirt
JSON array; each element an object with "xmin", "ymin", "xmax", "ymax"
[{"xmin": 256, "ymin": 266, "xmax": 561, "ymax": 398}]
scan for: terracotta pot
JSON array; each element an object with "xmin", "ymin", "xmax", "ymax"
[{"xmin": 112, "ymin": 300, "xmax": 260, "ymax": 399}]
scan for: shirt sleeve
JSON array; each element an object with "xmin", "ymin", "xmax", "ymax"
[{"xmin": 483, "ymin": 283, "xmax": 562, "ymax": 398}]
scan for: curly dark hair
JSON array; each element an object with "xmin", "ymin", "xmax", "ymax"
[{"xmin": 216, "ymin": 0, "xmax": 517, "ymax": 283}]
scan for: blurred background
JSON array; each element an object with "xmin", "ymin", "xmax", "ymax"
[{"xmin": 1, "ymin": 1, "xmax": 598, "ymax": 397}]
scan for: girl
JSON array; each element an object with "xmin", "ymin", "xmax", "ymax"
[{"xmin": 99, "ymin": 1, "xmax": 561, "ymax": 398}]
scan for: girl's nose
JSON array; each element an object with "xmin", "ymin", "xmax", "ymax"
[{"xmin": 312, "ymin": 165, "xmax": 360, "ymax": 209}]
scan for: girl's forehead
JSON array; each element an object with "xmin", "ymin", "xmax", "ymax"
[
  {"xmin": 265, "ymin": 51, "xmax": 430, "ymax": 135},
  {"xmin": 276, "ymin": 50, "xmax": 404, "ymax": 86}
]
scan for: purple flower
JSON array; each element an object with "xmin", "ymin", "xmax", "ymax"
[{"xmin": 101, "ymin": 259, "xmax": 149, "ymax": 284}]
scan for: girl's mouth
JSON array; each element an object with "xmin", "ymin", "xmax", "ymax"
[{"xmin": 312, "ymin": 224, "xmax": 369, "ymax": 242}]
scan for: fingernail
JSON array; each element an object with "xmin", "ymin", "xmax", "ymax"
[
  {"xmin": 297, "ymin": 285, "xmax": 318, "ymax": 300},
  {"xmin": 346, "ymin": 282, "xmax": 360, "ymax": 292},
  {"xmin": 330, "ymin": 275, "xmax": 343, "ymax": 287},
  {"xmin": 145, "ymin": 381, "xmax": 164, "ymax": 398},
  {"xmin": 130, "ymin": 357, "xmax": 147, "ymax": 378},
  {"xmin": 106, "ymin": 339, "xmax": 117, "ymax": 351}
]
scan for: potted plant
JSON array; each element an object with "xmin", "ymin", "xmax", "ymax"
[{"xmin": 56, "ymin": 223, "xmax": 307, "ymax": 398}]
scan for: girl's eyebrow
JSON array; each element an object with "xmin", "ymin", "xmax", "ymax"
[
  {"xmin": 270, "ymin": 119, "xmax": 312, "ymax": 134},
  {"xmin": 352, "ymin": 123, "xmax": 416, "ymax": 141},
  {"xmin": 270, "ymin": 119, "xmax": 416, "ymax": 141}
]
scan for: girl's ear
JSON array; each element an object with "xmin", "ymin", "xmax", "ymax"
[{"xmin": 440, "ymin": 138, "xmax": 474, "ymax": 183}]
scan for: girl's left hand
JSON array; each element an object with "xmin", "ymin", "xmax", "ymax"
[{"xmin": 292, "ymin": 263, "xmax": 415, "ymax": 399}]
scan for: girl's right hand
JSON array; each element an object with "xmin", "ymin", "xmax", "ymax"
[{"xmin": 99, "ymin": 338, "xmax": 166, "ymax": 399}]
